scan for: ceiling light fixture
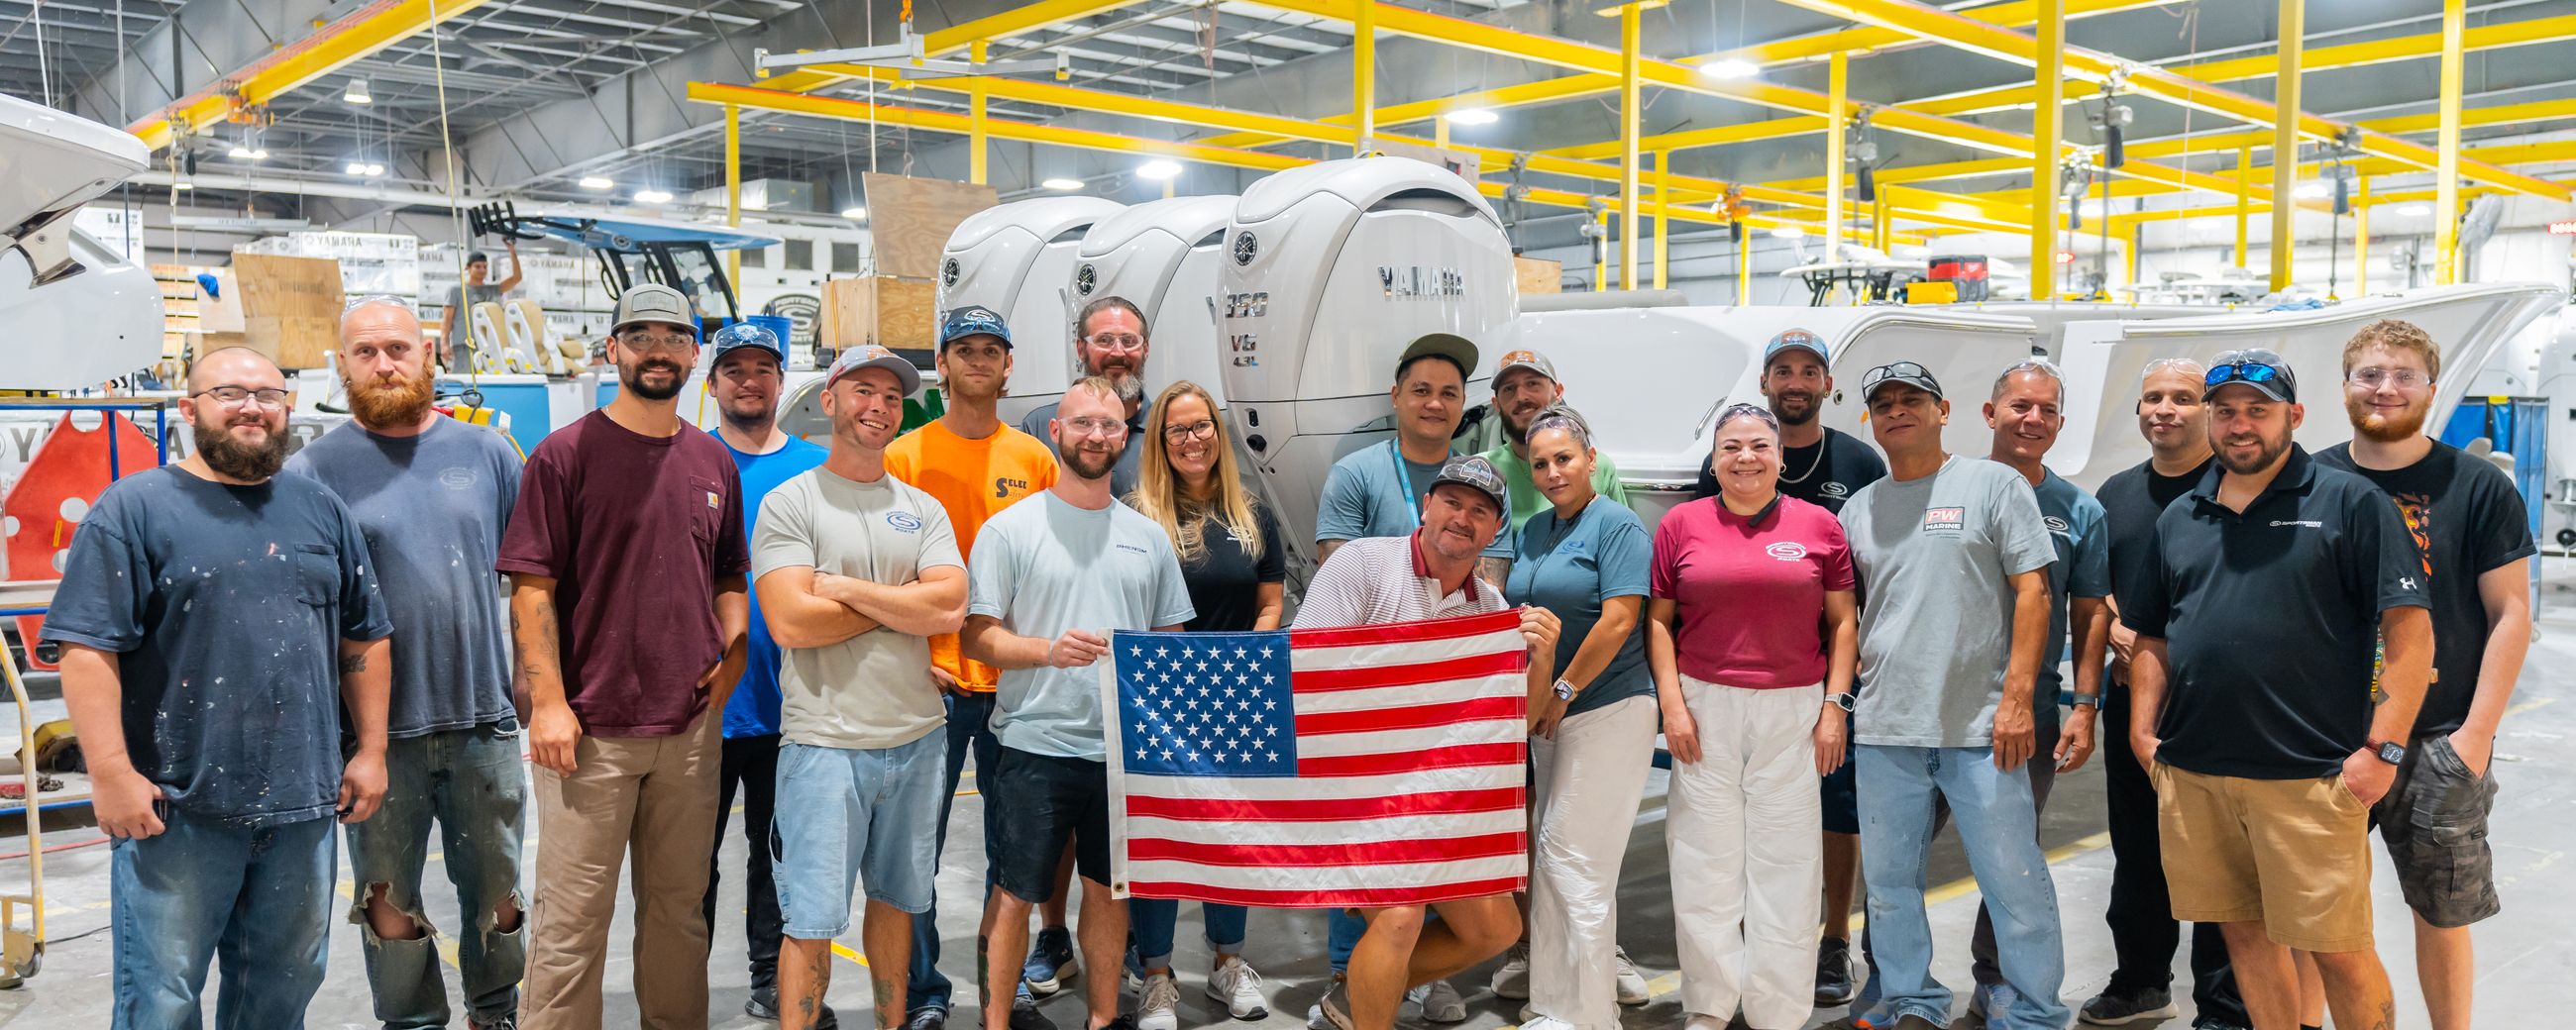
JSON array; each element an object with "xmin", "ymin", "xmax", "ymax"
[
  {"xmin": 344, "ymin": 78, "xmax": 373, "ymax": 105},
  {"xmin": 1770, "ymin": 225, "xmax": 1805, "ymax": 239},
  {"xmin": 1041, "ymin": 177, "xmax": 1085, "ymax": 191},
  {"xmin": 1698, "ymin": 58, "xmax": 1759, "ymax": 80},
  {"xmin": 634, "ymin": 188, "xmax": 674, "ymax": 203},
  {"xmin": 2293, "ymin": 181, "xmax": 2331, "ymax": 199},
  {"xmin": 2395, "ymin": 203, "xmax": 2433, "ymax": 217},
  {"xmin": 841, "ymin": 206, "xmax": 869, "ymax": 220},
  {"xmin": 1444, "ymin": 108, "xmax": 1499, "ymax": 126},
  {"xmin": 228, "ymin": 145, "xmax": 252, "ymax": 158},
  {"xmin": 1137, "ymin": 159, "xmax": 1182, "ymax": 180},
  {"xmin": 579, "ymin": 175, "xmax": 614, "ymax": 190}
]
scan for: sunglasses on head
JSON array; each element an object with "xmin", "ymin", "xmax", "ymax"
[{"xmin": 2203, "ymin": 361, "xmax": 2286, "ymax": 388}]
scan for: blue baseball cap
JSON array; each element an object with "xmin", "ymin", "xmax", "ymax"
[
  {"xmin": 708, "ymin": 322, "xmax": 786, "ymax": 365},
  {"xmin": 940, "ymin": 305, "xmax": 1013, "ymax": 350},
  {"xmin": 1764, "ymin": 328, "xmax": 1830, "ymax": 364}
]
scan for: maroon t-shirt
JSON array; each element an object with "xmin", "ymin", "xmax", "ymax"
[
  {"xmin": 1651, "ymin": 494, "xmax": 1856, "ymax": 688},
  {"xmin": 498, "ymin": 410, "xmax": 750, "ymax": 737}
]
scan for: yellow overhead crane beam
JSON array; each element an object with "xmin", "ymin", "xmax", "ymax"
[
  {"xmin": 127, "ymin": 0, "xmax": 499, "ymax": 151},
  {"xmin": 1761, "ymin": 0, "xmax": 2569, "ymax": 201}
]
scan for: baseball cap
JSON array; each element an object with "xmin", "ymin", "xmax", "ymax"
[
  {"xmin": 1859, "ymin": 360, "xmax": 1944, "ymax": 402},
  {"xmin": 1427, "ymin": 454, "xmax": 1510, "ymax": 523},
  {"xmin": 826, "ymin": 344, "xmax": 924, "ymax": 396},
  {"xmin": 1395, "ymin": 333, "xmax": 1479, "ymax": 383},
  {"xmin": 940, "ymin": 305, "xmax": 1013, "ymax": 350},
  {"xmin": 708, "ymin": 322, "xmax": 786, "ymax": 365},
  {"xmin": 2203, "ymin": 348, "xmax": 2297, "ymax": 403},
  {"xmin": 1493, "ymin": 348, "xmax": 1556, "ymax": 388},
  {"xmin": 1765, "ymin": 328, "xmax": 1830, "ymax": 364},
  {"xmin": 612, "ymin": 284, "xmax": 699, "ymax": 338}
]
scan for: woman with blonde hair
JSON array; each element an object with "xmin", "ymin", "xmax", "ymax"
[{"xmin": 1122, "ymin": 379, "xmax": 1285, "ymax": 1030}]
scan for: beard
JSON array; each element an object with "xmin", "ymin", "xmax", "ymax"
[
  {"xmin": 346, "ymin": 369, "xmax": 435, "ymax": 428},
  {"xmin": 1770, "ymin": 389, "xmax": 1819, "ymax": 426},
  {"xmin": 722, "ymin": 398, "xmax": 775, "ymax": 433},
  {"xmin": 1105, "ymin": 372, "xmax": 1146, "ymax": 410},
  {"xmin": 1056, "ymin": 436, "xmax": 1122, "ymax": 482},
  {"xmin": 621, "ymin": 358, "xmax": 690, "ymax": 401},
  {"xmin": 195, "ymin": 419, "xmax": 289, "ymax": 480},
  {"xmin": 2348, "ymin": 395, "xmax": 2428, "ymax": 443},
  {"xmin": 2215, "ymin": 431, "xmax": 2293, "ymax": 475}
]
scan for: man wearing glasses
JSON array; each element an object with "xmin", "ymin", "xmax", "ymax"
[
  {"xmin": 2124, "ymin": 349, "xmax": 2431, "ymax": 1030},
  {"xmin": 1020, "ymin": 297, "xmax": 1153, "ymax": 498},
  {"xmin": 46, "ymin": 346, "xmax": 393, "ymax": 1027},
  {"xmin": 966, "ymin": 376, "xmax": 1197, "ymax": 1030},
  {"xmin": 1830, "ymin": 361, "xmax": 2065, "ymax": 1030},
  {"xmin": 502, "ymin": 283, "xmax": 754, "ymax": 1028},
  {"xmin": 2313, "ymin": 322, "xmax": 2529, "ymax": 1030}
]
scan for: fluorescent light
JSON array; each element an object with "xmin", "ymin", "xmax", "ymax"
[
  {"xmin": 228, "ymin": 146, "xmax": 252, "ymax": 158},
  {"xmin": 1444, "ymin": 108, "xmax": 1499, "ymax": 126},
  {"xmin": 840, "ymin": 206, "xmax": 868, "ymax": 220},
  {"xmin": 366, "ymin": 163, "xmax": 385, "ymax": 176},
  {"xmin": 1041, "ymin": 177, "xmax": 1086, "ymax": 191},
  {"xmin": 1894, "ymin": 245, "xmax": 1928, "ymax": 258},
  {"xmin": 250, "ymin": 149, "xmax": 268, "ymax": 160},
  {"xmin": 634, "ymin": 188, "xmax": 674, "ymax": 204},
  {"xmin": 344, "ymin": 77, "xmax": 372, "ymax": 105},
  {"xmin": 2396, "ymin": 203, "xmax": 2433, "ymax": 217},
  {"xmin": 346, "ymin": 161, "xmax": 370, "ymax": 175},
  {"xmin": 579, "ymin": 175, "xmax": 614, "ymax": 190},
  {"xmin": 2293, "ymin": 181, "xmax": 2331, "ymax": 199},
  {"xmin": 1698, "ymin": 58, "xmax": 1759, "ymax": 80},
  {"xmin": 172, "ymin": 181, "xmax": 194, "ymax": 190},
  {"xmin": 741, "ymin": 199, "xmax": 767, "ymax": 211},
  {"xmin": 1770, "ymin": 226, "xmax": 1805, "ymax": 239},
  {"xmin": 1137, "ymin": 159, "xmax": 1182, "ymax": 180}
]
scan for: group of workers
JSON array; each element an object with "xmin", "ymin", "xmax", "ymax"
[{"xmin": 46, "ymin": 271, "xmax": 2524, "ymax": 1030}]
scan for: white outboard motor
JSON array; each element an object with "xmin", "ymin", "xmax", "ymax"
[
  {"xmin": 1069, "ymin": 195, "xmax": 1237, "ymax": 408},
  {"xmin": 936, "ymin": 196, "xmax": 1125, "ymax": 426},
  {"xmin": 2, "ymin": 94, "xmax": 160, "ymax": 390},
  {"xmin": 1219, "ymin": 157, "xmax": 1518, "ymax": 560}
]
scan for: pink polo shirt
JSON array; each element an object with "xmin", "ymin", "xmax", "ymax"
[{"xmin": 1650, "ymin": 495, "xmax": 1856, "ymax": 689}]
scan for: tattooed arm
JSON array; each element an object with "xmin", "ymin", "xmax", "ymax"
[
  {"xmin": 337, "ymin": 636, "xmax": 392, "ymax": 823},
  {"xmin": 511, "ymin": 573, "xmax": 581, "ymax": 774}
]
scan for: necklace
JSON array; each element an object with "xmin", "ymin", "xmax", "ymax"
[{"xmin": 1777, "ymin": 436, "xmax": 1827, "ymax": 485}]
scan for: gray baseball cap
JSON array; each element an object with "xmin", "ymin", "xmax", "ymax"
[
  {"xmin": 1493, "ymin": 348, "xmax": 1556, "ymax": 388},
  {"xmin": 612, "ymin": 283, "xmax": 699, "ymax": 338},
  {"xmin": 827, "ymin": 344, "xmax": 923, "ymax": 396},
  {"xmin": 1428, "ymin": 454, "xmax": 1510, "ymax": 523}
]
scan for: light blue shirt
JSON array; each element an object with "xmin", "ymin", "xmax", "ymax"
[
  {"xmin": 1506, "ymin": 496, "xmax": 1653, "ymax": 719},
  {"xmin": 2030, "ymin": 468, "xmax": 2112, "ymax": 697},
  {"xmin": 722, "ymin": 437, "xmax": 830, "ymax": 739},
  {"xmin": 1314, "ymin": 440, "xmax": 1511, "ymax": 560}
]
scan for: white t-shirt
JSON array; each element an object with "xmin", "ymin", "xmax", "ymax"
[
  {"xmin": 1292, "ymin": 533, "xmax": 1509, "ymax": 629},
  {"xmin": 752, "ymin": 468, "xmax": 963, "ymax": 750}
]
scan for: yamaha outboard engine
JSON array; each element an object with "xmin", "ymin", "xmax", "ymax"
[
  {"xmin": 1070, "ymin": 195, "xmax": 1237, "ymax": 408},
  {"xmin": 936, "ymin": 196, "xmax": 1125, "ymax": 426}
]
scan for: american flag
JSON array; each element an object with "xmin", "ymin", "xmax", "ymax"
[{"xmin": 1101, "ymin": 610, "xmax": 1532, "ymax": 908}]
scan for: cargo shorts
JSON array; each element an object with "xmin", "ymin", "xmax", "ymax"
[{"xmin": 2374, "ymin": 734, "xmax": 2501, "ymax": 929}]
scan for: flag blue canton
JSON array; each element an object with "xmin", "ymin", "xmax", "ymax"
[{"xmin": 1113, "ymin": 630, "xmax": 1298, "ymax": 778}]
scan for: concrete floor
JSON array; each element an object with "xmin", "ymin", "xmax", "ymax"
[{"xmin": 7, "ymin": 564, "xmax": 2576, "ymax": 1027}]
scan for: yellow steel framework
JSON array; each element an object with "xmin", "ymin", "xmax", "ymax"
[
  {"xmin": 2436, "ymin": 0, "xmax": 2465, "ymax": 285},
  {"xmin": 129, "ymin": 0, "xmax": 500, "ymax": 150},
  {"xmin": 2031, "ymin": 0, "xmax": 2063, "ymax": 299},
  {"xmin": 1825, "ymin": 52, "xmax": 1849, "ymax": 267},
  {"xmin": 2268, "ymin": 0, "xmax": 2303, "ymax": 291}
]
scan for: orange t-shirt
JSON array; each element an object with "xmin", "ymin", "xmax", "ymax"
[{"xmin": 885, "ymin": 418, "xmax": 1059, "ymax": 692}]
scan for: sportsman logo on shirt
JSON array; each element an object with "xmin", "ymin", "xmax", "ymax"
[
  {"xmin": 1819, "ymin": 482, "xmax": 1849, "ymax": 498},
  {"xmin": 886, "ymin": 511, "xmax": 923, "ymax": 533},
  {"xmin": 1766, "ymin": 542, "xmax": 1808, "ymax": 562}
]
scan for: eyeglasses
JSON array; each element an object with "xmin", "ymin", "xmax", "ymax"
[
  {"xmin": 1085, "ymin": 333, "xmax": 1146, "ymax": 353},
  {"xmin": 194, "ymin": 386, "xmax": 291, "ymax": 409},
  {"xmin": 1062, "ymin": 416, "xmax": 1128, "ymax": 437},
  {"xmin": 1162, "ymin": 419, "xmax": 1217, "ymax": 443},
  {"xmin": 2348, "ymin": 367, "xmax": 2428, "ymax": 389},
  {"xmin": 619, "ymin": 332, "xmax": 698, "ymax": 355}
]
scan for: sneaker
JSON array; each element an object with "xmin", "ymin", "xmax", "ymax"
[
  {"xmin": 2081, "ymin": 986, "xmax": 2180, "ymax": 1026},
  {"xmin": 1969, "ymin": 982, "xmax": 2020, "ymax": 1025},
  {"xmin": 1814, "ymin": 937, "xmax": 1856, "ymax": 1006},
  {"xmin": 1521, "ymin": 1017, "xmax": 1579, "ymax": 1030},
  {"xmin": 747, "ymin": 988, "xmax": 781, "ymax": 1020},
  {"xmin": 1826, "ymin": 1015, "xmax": 1940, "ymax": 1030},
  {"xmin": 1095, "ymin": 1019, "xmax": 1141, "ymax": 1030},
  {"xmin": 1409, "ymin": 979, "xmax": 1467, "ymax": 1024},
  {"xmin": 1206, "ymin": 956, "xmax": 1271, "ymax": 1020},
  {"xmin": 468, "ymin": 1017, "xmax": 518, "ymax": 1030},
  {"xmin": 1316, "ymin": 979, "xmax": 1355, "ymax": 1030},
  {"xmin": 906, "ymin": 1008, "xmax": 949, "ymax": 1030},
  {"xmin": 1490, "ymin": 942, "xmax": 1532, "ymax": 999},
  {"xmin": 1025, "ymin": 927, "xmax": 1079, "ymax": 996},
  {"xmin": 1137, "ymin": 972, "xmax": 1181, "ymax": 1030},
  {"xmin": 1010, "ymin": 994, "xmax": 1059, "ymax": 1030},
  {"xmin": 2190, "ymin": 1017, "xmax": 2251, "ymax": 1030},
  {"xmin": 1613, "ymin": 947, "xmax": 1651, "ymax": 1006}
]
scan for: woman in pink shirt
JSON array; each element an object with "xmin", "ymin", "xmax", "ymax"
[{"xmin": 1649, "ymin": 403, "xmax": 1860, "ymax": 1030}]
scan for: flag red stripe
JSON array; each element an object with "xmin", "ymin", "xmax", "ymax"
[
  {"xmin": 1296, "ymin": 742, "xmax": 1524, "ymax": 777},
  {"xmin": 1127, "ymin": 831, "xmax": 1527, "ymax": 868},
  {"xmin": 1127, "ymin": 876, "xmax": 1528, "ymax": 908},
  {"xmin": 1291, "ymin": 650, "xmax": 1525, "ymax": 694},
  {"xmin": 1294, "ymin": 696, "xmax": 1524, "ymax": 736},
  {"xmin": 1287, "ymin": 609, "xmax": 1524, "ymax": 650},
  {"xmin": 1123, "ymin": 786, "xmax": 1525, "ymax": 823}
]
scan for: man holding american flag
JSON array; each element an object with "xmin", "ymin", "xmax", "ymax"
[{"xmin": 1107, "ymin": 454, "xmax": 1558, "ymax": 1030}]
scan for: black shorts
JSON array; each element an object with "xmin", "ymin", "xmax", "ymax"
[
  {"xmin": 1820, "ymin": 708, "xmax": 1859, "ymax": 835},
  {"xmin": 2373, "ymin": 734, "xmax": 2500, "ymax": 928},
  {"xmin": 988, "ymin": 747, "xmax": 1114, "ymax": 902}
]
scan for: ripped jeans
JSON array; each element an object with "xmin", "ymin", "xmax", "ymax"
[{"xmin": 346, "ymin": 720, "xmax": 529, "ymax": 1028}]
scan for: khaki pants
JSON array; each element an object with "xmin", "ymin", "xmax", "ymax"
[{"xmin": 523, "ymin": 713, "xmax": 722, "ymax": 1030}]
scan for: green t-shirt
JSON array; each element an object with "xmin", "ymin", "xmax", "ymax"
[{"xmin": 1478, "ymin": 442, "xmax": 1632, "ymax": 534}]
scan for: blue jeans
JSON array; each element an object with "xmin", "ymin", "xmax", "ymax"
[
  {"xmin": 1855, "ymin": 745, "xmax": 2068, "ymax": 1030},
  {"xmin": 1128, "ymin": 898, "xmax": 1249, "ymax": 970},
  {"xmin": 1327, "ymin": 909, "xmax": 1364, "ymax": 973},
  {"xmin": 346, "ymin": 722, "xmax": 528, "ymax": 1028},
  {"xmin": 911, "ymin": 689, "xmax": 1005, "ymax": 1013},
  {"xmin": 112, "ymin": 811, "xmax": 336, "ymax": 1030}
]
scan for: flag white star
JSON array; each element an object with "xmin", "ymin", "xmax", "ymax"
[
  {"xmin": 1262, "ymin": 672, "xmax": 1275, "ymax": 685},
  {"xmin": 1259, "ymin": 646, "xmax": 1273, "ymax": 659},
  {"xmin": 1181, "ymin": 646, "xmax": 1196, "ymax": 661},
  {"xmin": 1235, "ymin": 647, "xmax": 1249, "ymax": 660},
  {"xmin": 1263, "ymin": 698, "xmax": 1278, "ymax": 710},
  {"xmin": 1130, "ymin": 645, "xmax": 1142, "ymax": 657},
  {"xmin": 1267, "ymin": 751, "xmax": 1279, "ymax": 761},
  {"xmin": 1156, "ymin": 646, "xmax": 1169, "ymax": 659}
]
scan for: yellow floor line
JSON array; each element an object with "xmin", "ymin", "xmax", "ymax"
[{"xmin": 834, "ymin": 942, "xmax": 869, "ymax": 966}]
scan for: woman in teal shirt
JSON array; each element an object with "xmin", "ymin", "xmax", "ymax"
[{"xmin": 1499, "ymin": 404, "xmax": 1656, "ymax": 1030}]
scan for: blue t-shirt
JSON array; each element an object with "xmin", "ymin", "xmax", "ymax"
[
  {"xmin": 286, "ymin": 418, "xmax": 522, "ymax": 737},
  {"xmin": 2030, "ymin": 468, "xmax": 2112, "ymax": 700},
  {"xmin": 42, "ymin": 466, "xmax": 393, "ymax": 826},
  {"xmin": 1506, "ymin": 496, "xmax": 1653, "ymax": 719},
  {"xmin": 725, "ymin": 436, "xmax": 831, "ymax": 739},
  {"xmin": 1314, "ymin": 440, "xmax": 1511, "ymax": 560}
]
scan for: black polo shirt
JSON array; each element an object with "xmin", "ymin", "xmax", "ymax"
[
  {"xmin": 2096, "ymin": 455, "xmax": 2213, "ymax": 620},
  {"xmin": 2120, "ymin": 446, "xmax": 2428, "ymax": 779}
]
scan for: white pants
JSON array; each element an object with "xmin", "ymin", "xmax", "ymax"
[
  {"xmin": 1527, "ymin": 694, "xmax": 1658, "ymax": 1030},
  {"xmin": 1666, "ymin": 677, "xmax": 1822, "ymax": 1030}
]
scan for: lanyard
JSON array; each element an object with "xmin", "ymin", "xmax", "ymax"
[{"xmin": 1387, "ymin": 441, "xmax": 1424, "ymax": 528}]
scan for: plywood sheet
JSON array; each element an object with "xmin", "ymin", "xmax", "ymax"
[
  {"xmin": 820, "ymin": 276, "xmax": 940, "ymax": 362},
  {"xmin": 232, "ymin": 253, "xmax": 345, "ymax": 369},
  {"xmin": 1514, "ymin": 257, "xmax": 1563, "ymax": 294},
  {"xmin": 863, "ymin": 173, "xmax": 997, "ymax": 280}
]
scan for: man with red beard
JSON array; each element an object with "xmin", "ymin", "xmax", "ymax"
[
  {"xmin": 503, "ymin": 283, "xmax": 753, "ymax": 1028},
  {"xmin": 2313, "ymin": 320, "xmax": 2531, "ymax": 1030},
  {"xmin": 46, "ymin": 346, "xmax": 392, "ymax": 1028},
  {"xmin": 290, "ymin": 298, "xmax": 530, "ymax": 1029}
]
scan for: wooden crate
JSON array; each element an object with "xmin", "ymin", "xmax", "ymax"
[
  {"xmin": 820, "ymin": 276, "xmax": 939, "ymax": 362},
  {"xmin": 1514, "ymin": 257, "xmax": 1563, "ymax": 294},
  {"xmin": 862, "ymin": 173, "xmax": 997, "ymax": 280},
  {"xmin": 231, "ymin": 253, "xmax": 344, "ymax": 369}
]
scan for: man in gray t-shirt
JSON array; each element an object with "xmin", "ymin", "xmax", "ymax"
[
  {"xmin": 441, "ymin": 240, "xmax": 523, "ymax": 370},
  {"xmin": 286, "ymin": 299, "xmax": 528, "ymax": 1028},
  {"xmin": 1832, "ymin": 362, "xmax": 2067, "ymax": 1030}
]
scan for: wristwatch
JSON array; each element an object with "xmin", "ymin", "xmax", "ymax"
[
  {"xmin": 2071, "ymin": 691, "xmax": 2101, "ymax": 709},
  {"xmin": 1553, "ymin": 678, "xmax": 1575, "ymax": 701},
  {"xmin": 1825, "ymin": 692, "xmax": 1857, "ymax": 713},
  {"xmin": 2368, "ymin": 738, "xmax": 2408, "ymax": 766}
]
